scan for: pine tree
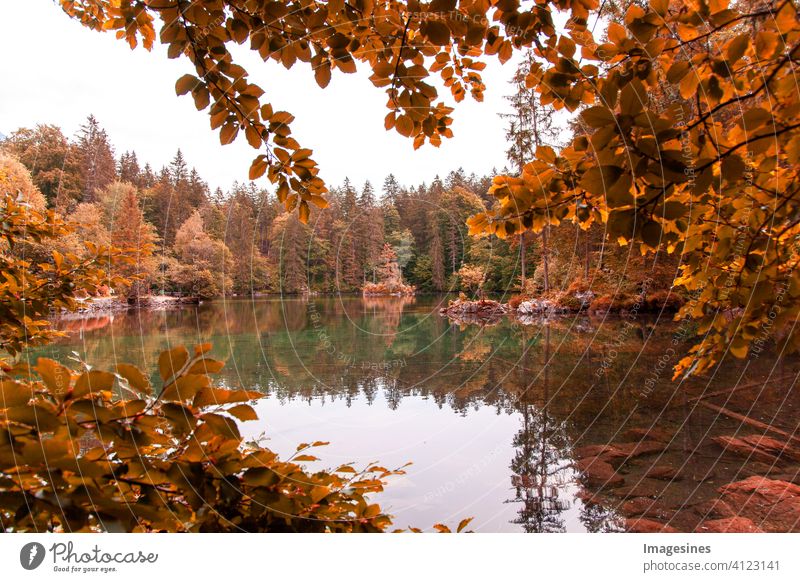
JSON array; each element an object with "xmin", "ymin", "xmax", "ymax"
[
  {"xmin": 76, "ymin": 115, "xmax": 116, "ymax": 201},
  {"xmin": 118, "ymin": 151, "xmax": 141, "ymax": 185},
  {"xmin": 224, "ymin": 186, "xmax": 270, "ymax": 293},
  {"xmin": 382, "ymin": 174, "xmax": 401, "ymax": 205},
  {"xmin": 168, "ymin": 149, "xmax": 188, "ymax": 186},
  {"xmin": 267, "ymin": 213, "xmax": 309, "ymax": 294},
  {"xmin": 358, "ymin": 181, "xmax": 383, "ymax": 282},
  {"xmin": 501, "ymin": 51, "xmax": 560, "ymax": 292},
  {"xmin": 140, "ymin": 163, "xmax": 156, "ymax": 189}
]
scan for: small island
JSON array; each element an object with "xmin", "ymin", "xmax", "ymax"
[{"xmin": 362, "ymin": 243, "xmax": 415, "ymax": 297}]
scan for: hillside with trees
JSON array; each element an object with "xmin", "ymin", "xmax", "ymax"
[{"xmin": 2, "ymin": 113, "xmax": 674, "ymax": 306}]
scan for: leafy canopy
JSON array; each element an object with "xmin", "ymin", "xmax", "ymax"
[
  {"xmin": 467, "ymin": 0, "xmax": 800, "ymax": 377},
  {"xmin": 0, "ymin": 343, "xmax": 405, "ymax": 532},
  {"xmin": 0, "ymin": 193, "xmax": 132, "ymax": 356},
  {"xmin": 57, "ymin": 0, "xmax": 594, "ymax": 218}
]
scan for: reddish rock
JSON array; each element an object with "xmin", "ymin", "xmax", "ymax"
[
  {"xmin": 575, "ymin": 440, "xmax": 666, "ymax": 467},
  {"xmin": 621, "ymin": 497, "xmax": 676, "ymax": 520},
  {"xmin": 771, "ymin": 472, "xmax": 800, "ymax": 486},
  {"xmin": 574, "ymin": 444, "xmax": 617, "ymax": 459},
  {"xmin": 573, "ymin": 444, "xmax": 629, "ymax": 467},
  {"xmin": 575, "ymin": 489, "xmax": 604, "ymax": 505},
  {"xmin": 713, "ymin": 435, "xmax": 800, "ymax": 464},
  {"xmin": 690, "ymin": 498, "xmax": 737, "ymax": 521},
  {"xmin": 576, "ymin": 456, "xmax": 625, "ymax": 488},
  {"xmin": 645, "ymin": 465, "xmax": 681, "ymax": 481},
  {"xmin": 695, "ymin": 517, "xmax": 764, "ymax": 533},
  {"xmin": 742, "ymin": 461, "xmax": 781, "ymax": 476},
  {"xmin": 717, "ymin": 476, "xmax": 800, "ymax": 532},
  {"xmin": 744, "ymin": 436, "xmax": 800, "ymax": 462},
  {"xmin": 625, "ymin": 518, "xmax": 678, "ymax": 533},
  {"xmin": 615, "ymin": 440, "xmax": 668, "ymax": 459}
]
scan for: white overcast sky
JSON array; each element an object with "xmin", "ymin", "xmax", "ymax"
[{"xmin": 0, "ymin": 0, "xmax": 529, "ymax": 194}]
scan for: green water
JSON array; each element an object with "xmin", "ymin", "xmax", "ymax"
[{"xmin": 33, "ymin": 295, "xmax": 800, "ymax": 532}]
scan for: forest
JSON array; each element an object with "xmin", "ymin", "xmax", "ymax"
[
  {"xmin": 0, "ymin": 0, "xmax": 798, "ymax": 536},
  {"xmin": 1, "ymin": 105, "xmax": 678, "ymax": 307}
]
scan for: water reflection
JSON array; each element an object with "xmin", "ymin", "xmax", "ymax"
[{"xmin": 34, "ymin": 295, "xmax": 800, "ymax": 532}]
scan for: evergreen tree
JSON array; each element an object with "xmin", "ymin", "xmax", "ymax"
[
  {"xmin": 168, "ymin": 149, "xmax": 188, "ymax": 186},
  {"xmin": 118, "ymin": 150, "xmax": 141, "ymax": 185},
  {"xmin": 358, "ymin": 181, "xmax": 383, "ymax": 282},
  {"xmin": 382, "ymin": 173, "xmax": 401, "ymax": 205},
  {"xmin": 140, "ymin": 163, "xmax": 156, "ymax": 189},
  {"xmin": 501, "ymin": 51, "xmax": 560, "ymax": 292},
  {"xmin": 76, "ymin": 115, "xmax": 116, "ymax": 201},
  {"xmin": 430, "ymin": 224, "xmax": 445, "ymax": 291}
]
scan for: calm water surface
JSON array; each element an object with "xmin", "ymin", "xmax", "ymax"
[{"xmin": 33, "ymin": 295, "xmax": 800, "ymax": 532}]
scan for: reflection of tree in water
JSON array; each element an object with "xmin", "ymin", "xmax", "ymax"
[
  {"xmin": 357, "ymin": 295, "xmax": 416, "ymax": 349},
  {"xmin": 508, "ymin": 403, "xmax": 573, "ymax": 532},
  {"xmin": 578, "ymin": 500, "xmax": 623, "ymax": 533},
  {"xmin": 506, "ymin": 325, "xmax": 573, "ymax": 532}
]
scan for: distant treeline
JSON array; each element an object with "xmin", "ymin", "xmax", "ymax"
[{"xmin": 1, "ymin": 115, "xmax": 678, "ymax": 302}]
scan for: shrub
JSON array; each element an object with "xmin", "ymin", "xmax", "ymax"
[
  {"xmin": 0, "ymin": 344, "xmax": 404, "ymax": 532},
  {"xmin": 555, "ymin": 292, "xmax": 584, "ymax": 312},
  {"xmin": 362, "ymin": 281, "xmax": 415, "ymax": 296},
  {"xmin": 644, "ymin": 289, "xmax": 685, "ymax": 312},
  {"xmin": 508, "ymin": 294, "xmax": 524, "ymax": 310},
  {"xmin": 589, "ymin": 294, "xmax": 613, "ymax": 313}
]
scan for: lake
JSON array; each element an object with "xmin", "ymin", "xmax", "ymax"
[{"xmin": 33, "ymin": 295, "xmax": 800, "ymax": 532}]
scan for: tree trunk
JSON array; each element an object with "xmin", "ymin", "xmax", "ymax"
[
  {"xmin": 520, "ymin": 234, "xmax": 526, "ymax": 290},
  {"xmin": 542, "ymin": 227, "xmax": 550, "ymax": 293},
  {"xmin": 584, "ymin": 229, "xmax": 590, "ymax": 280}
]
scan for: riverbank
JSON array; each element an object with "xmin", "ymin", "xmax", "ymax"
[
  {"xmin": 440, "ymin": 288, "xmax": 686, "ymax": 325},
  {"xmin": 62, "ymin": 295, "xmax": 199, "ymax": 318}
]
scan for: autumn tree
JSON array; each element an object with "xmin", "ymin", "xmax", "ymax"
[
  {"xmin": 61, "ymin": 202, "xmax": 112, "ymax": 258},
  {"xmin": 463, "ymin": 0, "xmax": 800, "ymax": 375},
  {"xmin": 364, "ymin": 243, "xmax": 414, "ymax": 295},
  {"xmin": 456, "ymin": 263, "xmax": 487, "ymax": 297},
  {"xmin": 1, "ymin": 124, "xmax": 83, "ymax": 208},
  {"xmin": 99, "ymin": 182, "xmax": 158, "ymax": 297},
  {"xmin": 0, "ymin": 193, "xmax": 131, "ymax": 355},
  {"xmin": 0, "ymin": 153, "xmax": 47, "ymax": 211},
  {"xmin": 170, "ymin": 210, "xmax": 232, "ymax": 298}
]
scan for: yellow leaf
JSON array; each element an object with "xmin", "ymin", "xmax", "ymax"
[
  {"xmin": 0, "ymin": 380, "xmax": 33, "ymax": 408},
  {"xmin": 73, "ymin": 370, "xmax": 115, "ymax": 399},
  {"xmin": 158, "ymin": 346, "xmax": 190, "ymax": 382},
  {"xmin": 175, "ymin": 74, "xmax": 197, "ymax": 96},
  {"xmin": 227, "ymin": 403, "xmax": 258, "ymax": 421},
  {"xmin": 36, "ymin": 358, "xmax": 72, "ymax": 396}
]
